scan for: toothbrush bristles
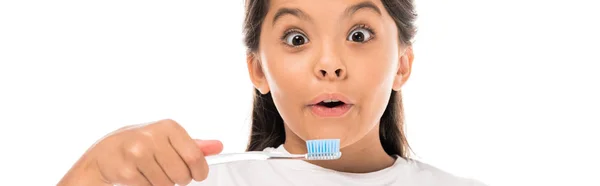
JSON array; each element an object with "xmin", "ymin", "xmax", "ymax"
[{"xmin": 305, "ymin": 139, "xmax": 342, "ymax": 160}]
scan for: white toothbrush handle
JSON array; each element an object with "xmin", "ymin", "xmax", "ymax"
[{"xmin": 205, "ymin": 152, "xmax": 305, "ymax": 165}]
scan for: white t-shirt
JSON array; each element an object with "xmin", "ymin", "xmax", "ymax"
[{"xmin": 189, "ymin": 145, "xmax": 486, "ymax": 186}]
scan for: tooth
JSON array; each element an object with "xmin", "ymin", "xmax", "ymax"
[{"xmin": 322, "ymin": 99, "xmax": 340, "ymax": 103}]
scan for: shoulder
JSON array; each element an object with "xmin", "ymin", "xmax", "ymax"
[{"xmin": 402, "ymin": 158, "xmax": 488, "ymax": 186}]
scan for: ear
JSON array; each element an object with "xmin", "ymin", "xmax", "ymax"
[
  {"xmin": 246, "ymin": 52, "xmax": 270, "ymax": 94},
  {"xmin": 392, "ymin": 46, "xmax": 414, "ymax": 91}
]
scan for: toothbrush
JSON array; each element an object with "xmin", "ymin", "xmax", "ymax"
[{"xmin": 205, "ymin": 139, "xmax": 342, "ymax": 165}]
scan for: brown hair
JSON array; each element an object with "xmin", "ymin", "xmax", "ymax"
[{"xmin": 243, "ymin": 0, "xmax": 417, "ymax": 158}]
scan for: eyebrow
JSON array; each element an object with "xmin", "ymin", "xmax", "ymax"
[
  {"xmin": 272, "ymin": 8, "xmax": 311, "ymax": 26},
  {"xmin": 271, "ymin": 1, "xmax": 381, "ymax": 26},
  {"xmin": 345, "ymin": 1, "xmax": 382, "ymax": 17}
]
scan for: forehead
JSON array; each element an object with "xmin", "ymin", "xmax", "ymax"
[
  {"xmin": 270, "ymin": 0, "xmax": 383, "ymax": 6},
  {"xmin": 266, "ymin": 0, "xmax": 386, "ymax": 17}
]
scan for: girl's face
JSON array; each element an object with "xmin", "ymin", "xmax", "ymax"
[{"xmin": 248, "ymin": 0, "xmax": 413, "ymax": 148}]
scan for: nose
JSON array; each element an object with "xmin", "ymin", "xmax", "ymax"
[
  {"xmin": 313, "ymin": 46, "xmax": 347, "ymax": 81},
  {"xmin": 316, "ymin": 68, "xmax": 345, "ymax": 80}
]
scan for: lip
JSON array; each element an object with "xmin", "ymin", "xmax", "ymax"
[
  {"xmin": 308, "ymin": 93, "xmax": 354, "ymax": 118},
  {"xmin": 308, "ymin": 93, "xmax": 353, "ymax": 105},
  {"xmin": 310, "ymin": 104, "xmax": 353, "ymax": 117}
]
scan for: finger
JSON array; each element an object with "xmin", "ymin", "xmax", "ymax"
[
  {"xmin": 168, "ymin": 131, "xmax": 210, "ymax": 182},
  {"xmin": 115, "ymin": 169, "xmax": 151, "ymax": 186},
  {"xmin": 91, "ymin": 153, "xmax": 118, "ymax": 186},
  {"xmin": 116, "ymin": 133, "xmax": 154, "ymax": 186},
  {"xmin": 109, "ymin": 163, "xmax": 152, "ymax": 186},
  {"xmin": 195, "ymin": 139, "xmax": 224, "ymax": 156},
  {"xmin": 155, "ymin": 135, "xmax": 193, "ymax": 185},
  {"xmin": 136, "ymin": 154, "xmax": 174, "ymax": 186}
]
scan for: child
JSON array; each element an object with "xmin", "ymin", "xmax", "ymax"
[{"xmin": 58, "ymin": 0, "xmax": 486, "ymax": 185}]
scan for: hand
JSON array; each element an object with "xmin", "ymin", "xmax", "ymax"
[{"xmin": 58, "ymin": 119, "xmax": 223, "ymax": 186}]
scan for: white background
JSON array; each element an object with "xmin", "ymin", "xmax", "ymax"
[{"xmin": 1, "ymin": 0, "xmax": 599, "ymax": 185}]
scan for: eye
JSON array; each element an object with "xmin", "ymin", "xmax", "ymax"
[
  {"xmin": 283, "ymin": 31, "xmax": 309, "ymax": 47},
  {"xmin": 347, "ymin": 27, "xmax": 373, "ymax": 43}
]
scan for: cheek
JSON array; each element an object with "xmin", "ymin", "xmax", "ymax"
[
  {"xmin": 260, "ymin": 42, "xmax": 311, "ymax": 92},
  {"xmin": 346, "ymin": 44, "xmax": 398, "ymax": 130},
  {"xmin": 348, "ymin": 45, "xmax": 398, "ymax": 93},
  {"xmin": 259, "ymin": 47, "xmax": 313, "ymax": 131},
  {"xmin": 262, "ymin": 51, "xmax": 313, "ymax": 99}
]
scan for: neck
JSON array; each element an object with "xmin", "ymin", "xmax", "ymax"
[{"xmin": 283, "ymin": 124, "xmax": 395, "ymax": 173}]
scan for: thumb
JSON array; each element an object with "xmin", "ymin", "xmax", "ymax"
[{"xmin": 194, "ymin": 139, "xmax": 223, "ymax": 156}]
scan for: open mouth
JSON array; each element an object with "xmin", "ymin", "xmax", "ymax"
[
  {"xmin": 308, "ymin": 93, "xmax": 353, "ymax": 117},
  {"xmin": 315, "ymin": 99, "xmax": 346, "ymax": 108}
]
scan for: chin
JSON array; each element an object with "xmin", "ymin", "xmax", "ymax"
[{"xmin": 301, "ymin": 126, "xmax": 364, "ymax": 149}]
